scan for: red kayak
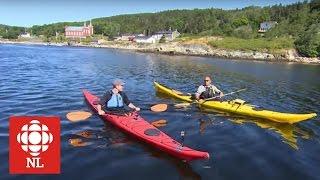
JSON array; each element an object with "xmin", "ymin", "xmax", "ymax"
[{"xmin": 83, "ymin": 90, "xmax": 209, "ymax": 161}]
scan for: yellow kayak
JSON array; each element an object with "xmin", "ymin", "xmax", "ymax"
[{"xmin": 154, "ymin": 81, "xmax": 317, "ymax": 124}]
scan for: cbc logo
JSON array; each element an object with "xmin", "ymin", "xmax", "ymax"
[{"xmin": 16, "ymin": 120, "xmax": 53, "ymax": 157}]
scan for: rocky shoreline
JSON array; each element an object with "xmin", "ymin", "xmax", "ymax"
[{"xmin": 1, "ymin": 40, "xmax": 319, "ymax": 64}]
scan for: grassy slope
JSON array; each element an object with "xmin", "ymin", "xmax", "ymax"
[
  {"xmin": 176, "ymin": 35, "xmax": 295, "ymax": 55},
  {"xmin": 208, "ymin": 37, "xmax": 294, "ymax": 54}
]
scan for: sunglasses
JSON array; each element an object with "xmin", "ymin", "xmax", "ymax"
[{"xmin": 204, "ymin": 80, "xmax": 210, "ymax": 82}]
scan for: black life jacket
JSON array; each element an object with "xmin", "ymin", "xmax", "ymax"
[{"xmin": 200, "ymin": 86, "xmax": 216, "ymax": 99}]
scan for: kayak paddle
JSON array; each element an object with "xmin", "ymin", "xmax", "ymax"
[
  {"xmin": 66, "ymin": 111, "xmax": 92, "ymax": 122},
  {"xmin": 149, "ymin": 103, "xmax": 168, "ymax": 112},
  {"xmin": 202, "ymin": 88, "xmax": 247, "ymax": 103},
  {"xmin": 66, "ymin": 103, "xmax": 168, "ymax": 122},
  {"xmin": 174, "ymin": 88, "xmax": 247, "ymax": 108}
]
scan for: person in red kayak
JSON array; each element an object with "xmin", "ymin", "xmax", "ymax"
[
  {"xmin": 96, "ymin": 79, "xmax": 140, "ymax": 115},
  {"xmin": 195, "ymin": 76, "xmax": 224, "ymax": 100}
]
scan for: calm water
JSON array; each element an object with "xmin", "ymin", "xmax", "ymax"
[{"xmin": 0, "ymin": 44, "xmax": 319, "ymax": 179}]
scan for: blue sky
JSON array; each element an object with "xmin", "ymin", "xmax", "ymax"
[{"xmin": 0, "ymin": 0, "xmax": 304, "ymax": 27}]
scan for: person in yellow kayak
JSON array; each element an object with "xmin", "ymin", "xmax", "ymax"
[
  {"xmin": 195, "ymin": 76, "xmax": 224, "ymax": 100},
  {"xmin": 96, "ymin": 79, "xmax": 140, "ymax": 115}
]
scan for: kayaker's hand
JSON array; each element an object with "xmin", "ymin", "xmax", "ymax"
[
  {"xmin": 112, "ymin": 88, "xmax": 119, "ymax": 94},
  {"xmin": 135, "ymin": 107, "xmax": 141, "ymax": 111},
  {"xmin": 219, "ymin": 92, "xmax": 224, "ymax": 98},
  {"xmin": 98, "ymin": 110, "xmax": 105, "ymax": 115},
  {"xmin": 198, "ymin": 99, "xmax": 205, "ymax": 103}
]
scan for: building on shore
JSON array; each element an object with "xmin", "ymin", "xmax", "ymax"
[
  {"xmin": 117, "ymin": 29, "xmax": 180, "ymax": 43},
  {"xmin": 19, "ymin": 32, "xmax": 31, "ymax": 38},
  {"xmin": 113, "ymin": 36, "xmax": 122, "ymax": 41},
  {"xmin": 258, "ymin": 21, "xmax": 277, "ymax": 33},
  {"xmin": 19, "ymin": 28, "xmax": 32, "ymax": 38},
  {"xmin": 120, "ymin": 33, "xmax": 135, "ymax": 41},
  {"xmin": 135, "ymin": 36, "xmax": 156, "ymax": 43},
  {"xmin": 153, "ymin": 28, "xmax": 180, "ymax": 41},
  {"xmin": 120, "ymin": 33, "xmax": 144, "ymax": 41},
  {"xmin": 65, "ymin": 21, "xmax": 94, "ymax": 39}
]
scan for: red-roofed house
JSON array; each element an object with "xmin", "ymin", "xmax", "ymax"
[{"xmin": 65, "ymin": 21, "xmax": 94, "ymax": 38}]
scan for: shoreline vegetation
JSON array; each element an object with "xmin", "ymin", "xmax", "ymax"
[
  {"xmin": 0, "ymin": 1, "xmax": 319, "ymax": 63},
  {"xmin": 1, "ymin": 37, "xmax": 319, "ymax": 64}
]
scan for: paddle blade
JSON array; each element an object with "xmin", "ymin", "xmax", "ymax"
[
  {"xmin": 66, "ymin": 111, "xmax": 92, "ymax": 122},
  {"xmin": 150, "ymin": 104, "xmax": 168, "ymax": 112}
]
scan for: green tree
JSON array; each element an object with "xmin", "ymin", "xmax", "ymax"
[
  {"xmin": 232, "ymin": 16, "xmax": 249, "ymax": 28},
  {"xmin": 294, "ymin": 23, "xmax": 320, "ymax": 57},
  {"xmin": 310, "ymin": 0, "xmax": 320, "ymax": 12},
  {"xmin": 43, "ymin": 28, "xmax": 55, "ymax": 38},
  {"xmin": 232, "ymin": 25, "xmax": 254, "ymax": 39}
]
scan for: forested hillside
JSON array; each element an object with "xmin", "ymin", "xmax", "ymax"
[{"xmin": 0, "ymin": 0, "xmax": 319, "ymax": 57}]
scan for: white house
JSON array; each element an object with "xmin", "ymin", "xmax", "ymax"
[
  {"xmin": 134, "ymin": 33, "xmax": 145, "ymax": 37},
  {"xmin": 258, "ymin": 21, "xmax": 277, "ymax": 33},
  {"xmin": 153, "ymin": 29, "xmax": 180, "ymax": 41},
  {"xmin": 120, "ymin": 33, "xmax": 135, "ymax": 41},
  {"xmin": 113, "ymin": 36, "xmax": 122, "ymax": 41},
  {"xmin": 19, "ymin": 32, "xmax": 31, "ymax": 38},
  {"xmin": 135, "ymin": 36, "xmax": 156, "ymax": 43}
]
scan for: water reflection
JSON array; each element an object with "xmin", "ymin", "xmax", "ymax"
[
  {"xmin": 101, "ymin": 120, "xmax": 203, "ymax": 179},
  {"xmin": 68, "ymin": 122, "xmax": 202, "ymax": 179},
  {"xmin": 148, "ymin": 150, "xmax": 202, "ymax": 180},
  {"xmin": 69, "ymin": 138, "xmax": 92, "ymax": 147},
  {"xmin": 229, "ymin": 117, "xmax": 312, "ymax": 150},
  {"xmin": 67, "ymin": 123, "xmax": 131, "ymax": 149},
  {"xmin": 198, "ymin": 108, "xmax": 314, "ymax": 150}
]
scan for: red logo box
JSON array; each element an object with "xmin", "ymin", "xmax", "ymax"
[{"xmin": 9, "ymin": 116, "xmax": 60, "ymax": 174}]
